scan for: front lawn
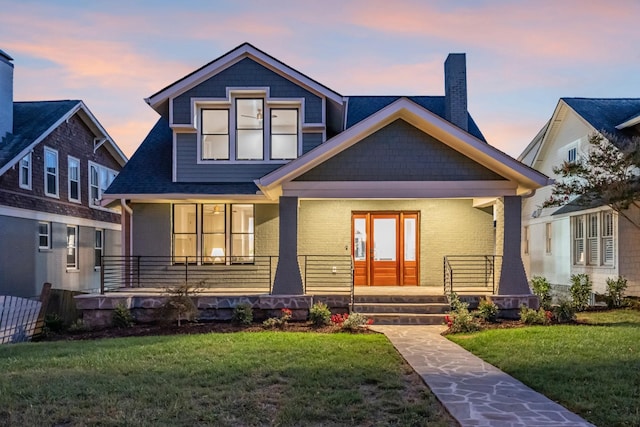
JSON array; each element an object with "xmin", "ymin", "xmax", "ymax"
[
  {"xmin": 0, "ymin": 332, "xmax": 455, "ymax": 426},
  {"xmin": 448, "ymin": 309, "xmax": 640, "ymax": 427}
]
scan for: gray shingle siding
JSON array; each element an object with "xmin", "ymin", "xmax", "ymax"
[
  {"xmin": 294, "ymin": 119, "xmax": 505, "ymax": 182},
  {"xmin": 302, "ymin": 133, "xmax": 323, "ymax": 154},
  {"xmin": 175, "ymin": 133, "xmax": 282, "ymax": 182},
  {"xmin": 172, "ymin": 58, "xmax": 323, "ymax": 125}
]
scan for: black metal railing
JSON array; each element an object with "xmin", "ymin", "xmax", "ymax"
[
  {"xmin": 101, "ymin": 255, "xmax": 354, "ymax": 297},
  {"xmin": 443, "ymin": 255, "xmax": 502, "ymax": 295}
]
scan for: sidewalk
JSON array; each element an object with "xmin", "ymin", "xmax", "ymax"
[{"xmin": 373, "ymin": 325, "xmax": 595, "ymax": 427}]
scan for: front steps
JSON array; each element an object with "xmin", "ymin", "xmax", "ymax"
[{"xmin": 352, "ymin": 294, "xmax": 450, "ymax": 325}]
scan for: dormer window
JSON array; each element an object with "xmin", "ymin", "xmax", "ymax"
[{"xmin": 198, "ymin": 91, "xmax": 300, "ymax": 163}]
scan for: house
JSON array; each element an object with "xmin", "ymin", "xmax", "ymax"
[
  {"xmin": 0, "ymin": 49, "xmax": 128, "ymax": 298},
  {"xmin": 519, "ymin": 98, "xmax": 640, "ymax": 296},
  {"xmin": 104, "ymin": 42, "xmax": 549, "ymax": 307}
]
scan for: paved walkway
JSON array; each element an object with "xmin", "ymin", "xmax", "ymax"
[{"xmin": 373, "ymin": 325, "xmax": 595, "ymax": 427}]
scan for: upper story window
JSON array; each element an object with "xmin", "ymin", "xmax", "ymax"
[
  {"xmin": 198, "ymin": 92, "xmax": 300, "ymax": 163},
  {"xmin": 68, "ymin": 156, "xmax": 80, "ymax": 203},
  {"xmin": 19, "ymin": 153, "xmax": 32, "ymax": 190},
  {"xmin": 89, "ymin": 162, "xmax": 117, "ymax": 208},
  {"xmin": 44, "ymin": 147, "xmax": 59, "ymax": 197},
  {"xmin": 567, "ymin": 146, "xmax": 578, "ymax": 163}
]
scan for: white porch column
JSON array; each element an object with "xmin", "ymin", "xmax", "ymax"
[
  {"xmin": 497, "ymin": 196, "xmax": 531, "ymax": 295},
  {"xmin": 272, "ymin": 196, "xmax": 304, "ymax": 295}
]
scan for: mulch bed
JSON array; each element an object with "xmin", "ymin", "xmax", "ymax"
[{"xmin": 37, "ymin": 321, "xmax": 375, "ymax": 341}]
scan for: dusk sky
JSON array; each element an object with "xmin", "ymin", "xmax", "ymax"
[{"xmin": 2, "ymin": 0, "xmax": 639, "ymax": 158}]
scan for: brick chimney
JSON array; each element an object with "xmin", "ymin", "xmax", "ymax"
[
  {"xmin": 0, "ymin": 49, "xmax": 13, "ymax": 142},
  {"xmin": 444, "ymin": 53, "xmax": 468, "ymax": 132}
]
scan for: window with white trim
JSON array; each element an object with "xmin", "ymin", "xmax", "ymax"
[
  {"xmin": 567, "ymin": 147, "xmax": 577, "ymax": 163},
  {"xmin": 545, "ymin": 222, "xmax": 552, "ymax": 254},
  {"xmin": 572, "ymin": 212, "xmax": 616, "ymax": 267},
  {"xmin": 201, "ymin": 109, "xmax": 229, "ymax": 160},
  {"xmin": 38, "ymin": 222, "xmax": 50, "ymax": 250},
  {"xmin": 601, "ymin": 212, "xmax": 614, "ymax": 266},
  {"xmin": 236, "ymin": 98, "xmax": 264, "ymax": 160},
  {"xmin": 523, "ymin": 226, "xmax": 529, "ymax": 255},
  {"xmin": 587, "ymin": 213, "xmax": 599, "ymax": 265},
  {"xmin": 68, "ymin": 156, "xmax": 80, "ymax": 202},
  {"xmin": 66, "ymin": 225, "xmax": 78, "ymax": 269},
  {"xmin": 19, "ymin": 153, "xmax": 31, "ymax": 190},
  {"xmin": 271, "ymin": 109, "xmax": 298, "ymax": 159},
  {"xmin": 95, "ymin": 229, "xmax": 103, "ymax": 268},
  {"xmin": 573, "ymin": 216, "xmax": 585, "ymax": 265},
  {"xmin": 89, "ymin": 162, "xmax": 117, "ymax": 207},
  {"xmin": 44, "ymin": 147, "xmax": 59, "ymax": 197},
  {"xmin": 172, "ymin": 203, "xmax": 254, "ymax": 264}
]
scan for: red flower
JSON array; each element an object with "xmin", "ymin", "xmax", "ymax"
[
  {"xmin": 366, "ymin": 318, "xmax": 374, "ymax": 325},
  {"xmin": 282, "ymin": 308, "xmax": 292, "ymax": 316},
  {"xmin": 445, "ymin": 315, "xmax": 453, "ymax": 327}
]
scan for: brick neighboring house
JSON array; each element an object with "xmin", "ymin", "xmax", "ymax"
[
  {"xmin": 105, "ymin": 43, "xmax": 550, "ymax": 300},
  {"xmin": 0, "ymin": 49, "xmax": 127, "ymax": 297}
]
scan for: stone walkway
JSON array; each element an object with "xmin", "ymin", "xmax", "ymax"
[{"xmin": 373, "ymin": 325, "xmax": 595, "ymax": 427}]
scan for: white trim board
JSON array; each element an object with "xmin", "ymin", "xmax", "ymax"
[{"xmin": 0, "ymin": 205, "xmax": 121, "ymax": 231}]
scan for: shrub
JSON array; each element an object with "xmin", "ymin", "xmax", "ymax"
[
  {"xmin": 162, "ymin": 282, "xmax": 200, "ymax": 326},
  {"xmin": 605, "ymin": 276, "xmax": 628, "ymax": 308},
  {"xmin": 68, "ymin": 319, "xmax": 89, "ymax": 332},
  {"xmin": 447, "ymin": 293, "xmax": 480, "ymax": 333},
  {"xmin": 520, "ymin": 306, "xmax": 551, "ymax": 325},
  {"xmin": 43, "ymin": 313, "xmax": 65, "ymax": 333},
  {"xmin": 531, "ymin": 276, "xmax": 552, "ymax": 310},
  {"xmin": 263, "ymin": 308, "xmax": 293, "ymax": 329},
  {"xmin": 341, "ymin": 313, "xmax": 372, "ymax": 331},
  {"xmin": 232, "ymin": 303, "xmax": 253, "ymax": 325},
  {"xmin": 476, "ymin": 298, "xmax": 499, "ymax": 322},
  {"xmin": 553, "ymin": 299, "xmax": 576, "ymax": 323},
  {"xmin": 623, "ymin": 297, "xmax": 640, "ymax": 311},
  {"xmin": 309, "ymin": 302, "xmax": 332, "ymax": 327},
  {"xmin": 112, "ymin": 304, "xmax": 134, "ymax": 328},
  {"xmin": 570, "ymin": 274, "xmax": 592, "ymax": 311}
]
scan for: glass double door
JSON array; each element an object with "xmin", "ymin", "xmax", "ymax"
[{"xmin": 353, "ymin": 212, "xmax": 419, "ymax": 286}]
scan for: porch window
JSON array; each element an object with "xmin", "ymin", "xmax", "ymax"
[
  {"xmin": 19, "ymin": 153, "xmax": 31, "ymax": 190},
  {"xmin": 66, "ymin": 225, "xmax": 78, "ymax": 269},
  {"xmin": 202, "ymin": 204, "xmax": 226, "ymax": 263},
  {"xmin": 236, "ymin": 99, "xmax": 263, "ymax": 160},
  {"xmin": 173, "ymin": 204, "xmax": 197, "ymax": 262},
  {"xmin": 270, "ymin": 109, "xmax": 298, "ymax": 159},
  {"xmin": 201, "ymin": 109, "xmax": 229, "ymax": 160},
  {"xmin": 573, "ymin": 216, "xmax": 585, "ymax": 264},
  {"xmin": 601, "ymin": 211, "xmax": 614, "ymax": 266},
  {"xmin": 231, "ymin": 204, "xmax": 254, "ymax": 262}
]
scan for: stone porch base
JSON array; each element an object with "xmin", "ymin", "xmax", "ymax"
[{"xmin": 488, "ymin": 294, "xmax": 540, "ymax": 319}]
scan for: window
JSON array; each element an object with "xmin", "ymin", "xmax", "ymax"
[
  {"xmin": 523, "ymin": 226, "xmax": 529, "ymax": 255},
  {"xmin": 171, "ymin": 204, "xmax": 254, "ymax": 263},
  {"xmin": 573, "ymin": 216, "xmax": 585, "ymax": 264},
  {"xmin": 602, "ymin": 212, "xmax": 614, "ymax": 266},
  {"xmin": 66, "ymin": 225, "xmax": 78, "ymax": 269},
  {"xmin": 572, "ymin": 212, "xmax": 616, "ymax": 267},
  {"xmin": 44, "ymin": 147, "xmax": 59, "ymax": 197},
  {"xmin": 89, "ymin": 162, "xmax": 117, "ymax": 207},
  {"xmin": 94, "ymin": 229, "xmax": 103, "ymax": 268},
  {"xmin": 201, "ymin": 109, "xmax": 229, "ymax": 160},
  {"xmin": 567, "ymin": 147, "xmax": 577, "ymax": 163},
  {"xmin": 68, "ymin": 156, "xmax": 80, "ymax": 202},
  {"xmin": 19, "ymin": 153, "xmax": 31, "ymax": 190},
  {"xmin": 38, "ymin": 222, "xmax": 50, "ymax": 249},
  {"xmin": 271, "ymin": 109, "xmax": 298, "ymax": 159},
  {"xmin": 236, "ymin": 99, "xmax": 264, "ymax": 160},
  {"xmin": 545, "ymin": 223, "xmax": 552, "ymax": 254}
]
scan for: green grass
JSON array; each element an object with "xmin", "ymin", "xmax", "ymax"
[
  {"xmin": 449, "ymin": 309, "xmax": 640, "ymax": 427},
  {"xmin": 0, "ymin": 332, "xmax": 455, "ymax": 426}
]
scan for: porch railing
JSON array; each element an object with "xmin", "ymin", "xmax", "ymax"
[
  {"xmin": 101, "ymin": 255, "xmax": 353, "ymax": 296},
  {"xmin": 443, "ymin": 255, "xmax": 502, "ymax": 295}
]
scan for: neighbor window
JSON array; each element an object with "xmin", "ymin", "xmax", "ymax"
[
  {"xmin": 94, "ymin": 229, "xmax": 103, "ymax": 268},
  {"xmin": 19, "ymin": 153, "xmax": 31, "ymax": 190},
  {"xmin": 68, "ymin": 156, "xmax": 80, "ymax": 202},
  {"xmin": 38, "ymin": 222, "xmax": 51, "ymax": 250},
  {"xmin": 236, "ymin": 99, "xmax": 264, "ymax": 160},
  {"xmin": 601, "ymin": 211, "xmax": 614, "ymax": 266},
  {"xmin": 66, "ymin": 225, "xmax": 78, "ymax": 269},
  {"xmin": 523, "ymin": 226, "xmax": 529, "ymax": 255},
  {"xmin": 172, "ymin": 203, "xmax": 254, "ymax": 263},
  {"xmin": 44, "ymin": 147, "xmax": 59, "ymax": 197},
  {"xmin": 567, "ymin": 147, "xmax": 577, "ymax": 163},
  {"xmin": 572, "ymin": 212, "xmax": 616, "ymax": 267},
  {"xmin": 573, "ymin": 216, "xmax": 585, "ymax": 264},
  {"xmin": 270, "ymin": 109, "xmax": 298, "ymax": 159},
  {"xmin": 587, "ymin": 214, "xmax": 599, "ymax": 265},
  {"xmin": 201, "ymin": 109, "xmax": 229, "ymax": 160},
  {"xmin": 545, "ymin": 222, "xmax": 552, "ymax": 254},
  {"xmin": 89, "ymin": 162, "xmax": 117, "ymax": 207}
]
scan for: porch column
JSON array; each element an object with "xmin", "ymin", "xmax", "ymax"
[
  {"xmin": 497, "ymin": 196, "xmax": 531, "ymax": 295},
  {"xmin": 272, "ymin": 196, "xmax": 303, "ymax": 295}
]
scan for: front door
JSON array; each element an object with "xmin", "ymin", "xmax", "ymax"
[{"xmin": 353, "ymin": 212, "xmax": 419, "ymax": 286}]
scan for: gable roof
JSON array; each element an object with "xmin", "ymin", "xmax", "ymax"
[
  {"xmin": 258, "ymin": 97, "xmax": 550, "ymax": 196},
  {"xmin": 562, "ymin": 98, "xmax": 640, "ymax": 140},
  {"xmin": 104, "ymin": 118, "xmax": 259, "ymax": 199},
  {"xmin": 0, "ymin": 101, "xmax": 127, "ymax": 176},
  {"xmin": 146, "ymin": 43, "xmax": 344, "ymax": 114},
  {"xmin": 346, "ymin": 96, "xmax": 486, "ymax": 141}
]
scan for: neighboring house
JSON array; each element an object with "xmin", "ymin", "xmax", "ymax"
[
  {"xmin": 0, "ymin": 49, "xmax": 127, "ymax": 297},
  {"xmin": 519, "ymin": 98, "xmax": 640, "ymax": 296},
  {"xmin": 105, "ymin": 42, "xmax": 549, "ymax": 297}
]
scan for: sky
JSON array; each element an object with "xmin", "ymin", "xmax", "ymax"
[{"xmin": 1, "ymin": 0, "xmax": 639, "ymax": 159}]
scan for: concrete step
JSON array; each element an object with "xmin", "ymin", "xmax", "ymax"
[
  {"xmin": 354, "ymin": 295, "xmax": 449, "ymax": 304},
  {"xmin": 367, "ymin": 313, "xmax": 446, "ymax": 326},
  {"xmin": 353, "ymin": 302, "xmax": 449, "ymax": 314}
]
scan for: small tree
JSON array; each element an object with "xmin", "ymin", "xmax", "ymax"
[
  {"xmin": 543, "ymin": 132, "xmax": 640, "ymax": 229},
  {"xmin": 531, "ymin": 276, "xmax": 552, "ymax": 310},
  {"xmin": 161, "ymin": 282, "xmax": 200, "ymax": 326}
]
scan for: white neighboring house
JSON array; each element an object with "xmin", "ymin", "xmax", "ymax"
[{"xmin": 519, "ymin": 98, "xmax": 640, "ymax": 296}]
